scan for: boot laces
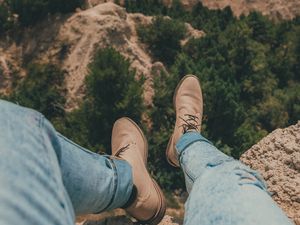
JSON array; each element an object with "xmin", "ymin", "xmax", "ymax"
[
  {"xmin": 179, "ymin": 114, "xmax": 200, "ymax": 133},
  {"xmin": 115, "ymin": 143, "xmax": 130, "ymax": 157}
]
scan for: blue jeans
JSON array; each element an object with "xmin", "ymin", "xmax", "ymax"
[
  {"xmin": 0, "ymin": 100, "xmax": 293, "ymax": 225},
  {"xmin": 177, "ymin": 132, "xmax": 293, "ymax": 225},
  {"xmin": 0, "ymin": 100, "xmax": 133, "ymax": 225}
]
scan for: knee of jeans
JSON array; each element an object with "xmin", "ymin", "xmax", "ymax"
[
  {"xmin": 206, "ymin": 157, "xmax": 234, "ymax": 168},
  {"xmin": 0, "ymin": 100, "xmax": 44, "ymax": 125},
  {"xmin": 234, "ymin": 166, "xmax": 269, "ymax": 192}
]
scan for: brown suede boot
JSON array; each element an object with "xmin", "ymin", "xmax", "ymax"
[
  {"xmin": 112, "ymin": 117, "xmax": 166, "ymax": 225},
  {"xmin": 166, "ymin": 75, "xmax": 203, "ymax": 167}
]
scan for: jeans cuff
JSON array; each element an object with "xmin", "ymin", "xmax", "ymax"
[
  {"xmin": 105, "ymin": 158, "xmax": 133, "ymax": 211},
  {"xmin": 175, "ymin": 132, "xmax": 212, "ymax": 158}
]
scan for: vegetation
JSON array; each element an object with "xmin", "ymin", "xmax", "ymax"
[
  {"xmin": 4, "ymin": 48, "xmax": 144, "ymax": 154},
  {"xmin": 138, "ymin": 16, "xmax": 186, "ymax": 65},
  {"xmin": 147, "ymin": 70, "xmax": 185, "ymax": 190},
  {"xmin": 126, "ymin": 1, "xmax": 300, "ymax": 188},
  {"xmin": 9, "ymin": 64, "xmax": 66, "ymax": 121},
  {"xmin": 124, "ymin": 0, "xmax": 168, "ymax": 16},
  {"xmin": 0, "ymin": 0, "xmax": 84, "ymax": 27},
  {"xmin": 0, "ymin": 2, "xmax": 12, "ymax": 33},
  {"xmin": 55, "ymin": 48, "xmax": 145, "ymax": 153}
]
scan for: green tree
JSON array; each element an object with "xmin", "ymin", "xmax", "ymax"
[
  {"xmin": 8, "ymin": 0, "xmax": 50, "ymax": 26},
  {"xmin": 147, "ymin": 69, "xmax": 184, "ymax": 190},
  {"xmin": 124, "ymin": 0, "xmax": 166, "ymax": 15},
  {"xmin": 0, "ymin": 2, "xmax": 13, "ymax": 33},
  {"xmin": 245, "ymin": 11, "xmax": 274, "ymax": 43},
  {"xmin": 7, "ymin": 0, "xmax": 84, "ymax": 26},
  {"xmin": 138, "ymin": 16, "xmax": 186, "ymax": 65},
  {"xmin": 58, "ymin": 48, "xmax": 145, "ymax": 153},
  {"xmin": 9, "ymin": 64, "xmax": 66, "ymax": 120}
]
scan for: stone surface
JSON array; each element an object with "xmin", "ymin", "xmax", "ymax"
[
  {"xmin": 77, "ymin": 215, "xmax": 180, "ymax": 225},
  {"xmin": 241, "ymin": 121, "xmax": 300, "ymax": 224}
]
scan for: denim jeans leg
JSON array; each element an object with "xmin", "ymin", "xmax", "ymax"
[
  {"xmin": 57, "ymin": 133, "xmax": 133, "ymax": 214},
  {"xmin": 0, "ymin": 100, "xmax": 133, "ymax": 224},
  {"xmin": 176, "ymin": 132, "xmax": 294, "ymax": 225},
  {"xmin": 0, "ymin": 100, "xmax": 75, "ymax": 225}
]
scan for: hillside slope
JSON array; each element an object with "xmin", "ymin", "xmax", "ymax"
[
  {"xmin": 0, "ymin": 2, "xmax": 202, "ymax": 109},
  {"xmin": 0, "ymin": 3, "xmax": 154, "ymax": 108}
]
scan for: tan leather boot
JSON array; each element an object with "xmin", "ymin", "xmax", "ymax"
[
  {"xmin": 112, "ymin": 117, "xmax": 166, "ymax": 225},
  {"xmin": 166, "ymin": 75, "xmax": 203, "ymax": 167}
]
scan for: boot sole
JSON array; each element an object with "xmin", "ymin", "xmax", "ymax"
[
  {"xmin": 139, "ymin": 179, "xmax": 166, "ymax": 225},
  {"xmin": 166, "ymin": 75, "xmax": 200, "ymax": 168},
  {"xmin": 166, "ymin": 134, "xmax": 180, "ymax": 167}
]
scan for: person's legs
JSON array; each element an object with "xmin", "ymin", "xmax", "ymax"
[
  {"xmin": 176, "ymin": 132, "xmax": 294, "ymax": 225},
  {"xmin": 166, "ymin": 75, "xmax": 293, "ymax": 225},
  {"xmin": 57, "ymin": 132, "xmax": 133, "ymax": 214},
  {"xmin": 0, "ymin": 100, "xmax": 133, "ymax": 224}
]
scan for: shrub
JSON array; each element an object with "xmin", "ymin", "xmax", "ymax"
[
  {"xmin": 58, "ymin": 48, "xmax": 145, "ymax": 153},
  {"xmin": 123, "ymin": 0, "xmax": 167, "ymax": 15},
  {"xmin": 138, "ymin": 16, "xmax": 186, "ymax": 65},
  {"xmin": 147, "ymin": 69, "xmax": 185, "ymax": 190},
  {"xmin": 50, "ymin": 0, "xmax": 84, "ymax": 14},
  {"xmin": 0, "ymin": 2, "xmax": 12, "ymax": 33},
  {"xmin": 9, "ymin": 64, "xmax": 66, "ymax": 120},
  {"xmin": 7, "ymin": 0, "xmax": 84, "ymax": 26}
]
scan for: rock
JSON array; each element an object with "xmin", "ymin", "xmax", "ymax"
[
  {"xmin": 82, "ymin": 215, "xmax": 132, "ymax": 225},
  {"xmin": 86, "ymin": 0, "xmax": 114, "ymax": 8},
  {"xmin": 181, "ymin": 23, "xmax": 205, "ymax": 45},
  {"xmin": 77, "ymin": 215, "xmax": 181, "ymax": 225},
  {"xmin": 292, "ymin": 152, "xmax": 300, "ymax": 171},
  {"xmin": 241, "ymin": 121, "xmax": 300, "ymax": 224}
]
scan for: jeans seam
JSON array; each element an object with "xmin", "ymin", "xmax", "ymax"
[
  {"xmin": 184, "ymin": 167, "xmax": 195, "ymax": 182},
  {"xmin": 100, "ymin": 158, "xmax": 118, "ymax": 212},
  {"xmin": 178, "ymin": 139, "xmax": 212, "ymax": 161},
  {"xmin": 178, "ymin": 139, "xmax": 212, "ymax": 182},
  {"xmin": 38, "ymin": 115, "xmax": 53, "ymax": 181},
  {"xmin": 57, "ymin": 133, "xmax": 98, "ymax": 156},
  {"xmin": 39, "ymin": 115, "xmax": 67, "ymax": 210},
  {"xmin": 180, "ymin": 153, "xmax": 196, "ymax": 182}
]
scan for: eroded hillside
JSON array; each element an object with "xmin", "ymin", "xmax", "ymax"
[{"xmin": 0, "ymin": 2, "xmax": 202, "ymax": 109}]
